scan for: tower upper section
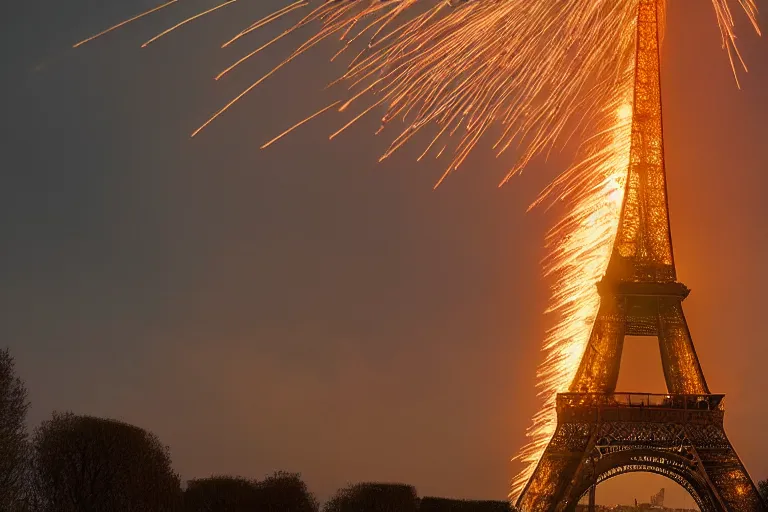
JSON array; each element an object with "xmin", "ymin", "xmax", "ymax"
[{"xmin": 610, "ymin": 0, "xmax": 676, "ymax": 284}]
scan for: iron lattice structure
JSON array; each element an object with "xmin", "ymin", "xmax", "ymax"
[{"xmin": 516, "ymin": 1, "xmax": 767, "ymax": 511}]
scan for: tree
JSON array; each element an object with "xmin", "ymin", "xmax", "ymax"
[
  {"xmin": 0, "ymin": 348, "xmax": 30, "ymax": 511},
  {"xmin": 31, "ymin": 413, "xmax": 181, "ymax": 512},
  {"xmin": 759, "ymin": 479, "xmax": 768, "ymax": 502},
  {"xmin": 184, "ymin": 476, "xmax": 260, "ymax": 512},
  {"xmin": 257, "ymin": 472, "xmax": 319, "ymax": 512},
  {"xmin": 419, "ymin": 497, "xmax": 512, "ymax": 512},
  {"xmin": 183, "ymin": 472, "xmax": 318, "ymax": 512},
  {"xmin": 323, "ymin": 483, "xmax": 418, "ymax": 512}
]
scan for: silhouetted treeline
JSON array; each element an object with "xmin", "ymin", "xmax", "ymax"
[
  {"xmin": 760, "ymin": 479, "xmax": 768, "ymax": 501},
  {"xmin": 30, "ymin": 413, "xmax": 182, "ymax": 512},
  {"xmin": 0, "ymin": 349, "xmax": 30, "ymax": 511},
  {"xmin": 184, "ymin": 476, "xmax": 259, "ymax": 510},
  {"xmin": 0, "ymin": 348, "xmax": 321, "ymax": 512},
  {"xmin": 184, "ymin": 473, "xmax": 318, "ymax": 512},
  {"xmin": 419, "ymin": 497, "xmax": 512, "ymax": 512},
  {"xmin": 321, "ymin": 485, "xmax": 513, "ymax": 512},
  {"xmin": 323, "ymin": 483, "xmax": 418, "ymax": 512},
  {"xmin": 257, "ymin": 472, "xmax": 319, "ymax": 512}
]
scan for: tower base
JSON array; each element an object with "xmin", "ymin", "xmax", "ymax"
[{"xmin": 516, "ymin": 393, "xmax": 767, "ymax": 512}]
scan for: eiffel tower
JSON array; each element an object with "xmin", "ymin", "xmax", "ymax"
[{"xmin": 516, "ymin": 1, "xmax": 767, "ymax": 511}]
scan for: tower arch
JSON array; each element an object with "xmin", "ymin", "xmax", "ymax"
[{"xmin": 571, "ymin": 449, "xmax": 718, "ymax": 512}]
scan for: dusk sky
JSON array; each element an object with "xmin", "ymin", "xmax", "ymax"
[{"xmin": 1, "ymin": 0, "xmax": 767, "ymax": 508}]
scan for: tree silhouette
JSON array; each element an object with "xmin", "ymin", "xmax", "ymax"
[
  {"xmin": 419, "ymin": 497, "xmax": 512, "ymax": 512},
  {"xmin": 257, "ymin": 471, "xmax": 319, "ymax": 512},
  {"xmin": 759, "ymin": 479, "xmax": 767, "ymax": 502},
  {"xmin": 0, "ymin": 348, "xmax": 30, "ymax": 511},
  {"xmin": 184, "ymin": 476, "xmax": 260, "ymax": 511},
  {"xmin": 323, "ymin": 483, "xmax": 418, "ymax": 512},
  {"xmin": 30, "ymin": 413, "xmax": 181, "ymax": 512},
  {"xmin": 183, "ymin": 472, "xmax": 318, "ymax": 512}
]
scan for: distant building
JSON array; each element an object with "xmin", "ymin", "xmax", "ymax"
[
  {"xmin": 650, "ymin": 488, "xmax": 666, "ymax": 507},
  {"xmin": 574, "ymin": 487, "xmax": 696, "ymax": 512}
]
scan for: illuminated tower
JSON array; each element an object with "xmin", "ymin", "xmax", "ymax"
[{"xmin": 516, "ymin": 1, "xmax": 767, "ymax": 511}]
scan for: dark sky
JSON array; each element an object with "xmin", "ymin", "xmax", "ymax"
[{"xmin": 1, "ymin": 0, "xmax": 767, "ymax": 507}]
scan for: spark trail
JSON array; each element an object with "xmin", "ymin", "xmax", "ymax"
[{"xmin": 74, "ymin": 0, "xmax": 760, "ymax": 502}]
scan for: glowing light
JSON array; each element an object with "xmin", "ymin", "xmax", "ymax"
[
  {"xmin": 514, "ymin": 81, "xmax": 634, "ymax": 497},
  {"xmin": 617, "ymin": 103, "xmax": 633, "ymax": 122}
]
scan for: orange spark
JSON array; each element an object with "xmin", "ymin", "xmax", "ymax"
[
  {"xmin": 261, "ymin": 101, "xmax": 341, "ymax": 149},
  {"xmin": 142, "ymin": 0, "xmax": 238, "ymax": 48},
  {"xmin": 73, "ymin": 1, "xmax": 179, "ymax": 48}
]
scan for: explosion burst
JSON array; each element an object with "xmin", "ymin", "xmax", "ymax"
[{"xmin": 75, "ymin": 0, "xmax": 760, "ymax": 503}]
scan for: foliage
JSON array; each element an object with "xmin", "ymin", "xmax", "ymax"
[
  {"xmin": 30, "ymin": 412, "xmax": 182, "ymax": 512},
  {"xmin": 258, "ymin": 471, "xmax": 319, "ymax": 512},
  {"xmin": 759, "ymin": 479, "xmax": 768, "ymax": 502},
  {"xmin": 184, "ymin": 472, "xmax": 318, "ymax": 512},
  {"xmin": 0, "ymin": 348, "xmax": 30, "ymax": 511},
  {"xmin": 323, "ymin": 483, "xmax": 418, "ymax": 512},
  {"xmin": 184, "ymin": 476, "xmax": 260, "ymax": 512},
  {"xmin": 419, "ymin": 497, "xmax": 513, "ymax": 512}
]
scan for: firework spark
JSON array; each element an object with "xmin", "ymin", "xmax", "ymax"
[{"xmin": 74, "ymin": 0, "xmax": 760, "ymax": 504}]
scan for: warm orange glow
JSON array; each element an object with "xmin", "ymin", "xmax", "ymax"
[
  {"xmin": 73, "ymin": 0, "xmax": 761, "ymax": 505},
  {"xmin": 617, "ymin": 103, "xmax": 633, "ymax": 122},
  {"xmin": 514, "ymin": 80, "xmax": 634, "ymax": 499}
]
